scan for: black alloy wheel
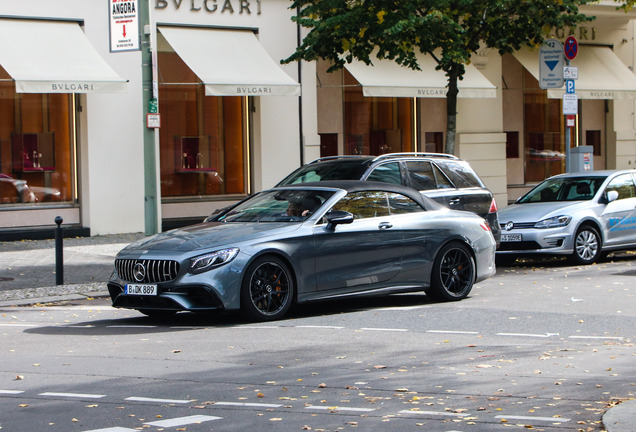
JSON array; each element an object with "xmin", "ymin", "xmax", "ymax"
[
  {"xmin": 427, "ymin": 242, "xmax": 475, "ymax": 301},
  {"xmin": 241, "ymin": 255, "xmax": 294, "ymax": 321},
  {"xmin": 571, "ymin": 225, "xmax": 601, "ymax": 265}
]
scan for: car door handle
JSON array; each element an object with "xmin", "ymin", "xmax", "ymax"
[{"xmin": 378, "ymin": 222, "xmax": 393, "ymax": 230}]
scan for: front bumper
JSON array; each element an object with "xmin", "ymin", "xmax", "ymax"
[
  {"xmin": 108, "ymin": 282, "xmax": 226, "ymax": 312},
  {"xmin": 496, "ymin": 227, "xmax": 573, "ymax": 255}
]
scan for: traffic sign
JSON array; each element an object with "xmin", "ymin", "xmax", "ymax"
[
  {"xmin": 566, "ymin": 80, "xmax": 575, "ymax": 94},
  {"xmin": 563, "ymin": 93, "xmax": 578, "ymax": 115},
  {"xmin": 564, "ymin": 36, "xmax": 578, "ymax": 60},
  {"xmin": 564, "ymin": 66, "xmax": 578, "ymax": 80},
  {"xmin": 539, "ymin": 39, "xmax": 564, "ymax": 89}
]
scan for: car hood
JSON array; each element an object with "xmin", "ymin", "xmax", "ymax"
[
  {"xmin": 498, "ymin": 201, "xmax": 590, "ymax": 223},
  {"xmin": 118, "ymin": 222, "xmax": 303, "ymax": 254}
]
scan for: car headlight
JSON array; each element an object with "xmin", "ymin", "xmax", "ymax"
[
  {"xmin": 189, "ymin": 248, "xmax": 239, "ymax": 274},
  {"xmin": 534, "ymin": 215, "xmax": 571, "ymax": 229}
]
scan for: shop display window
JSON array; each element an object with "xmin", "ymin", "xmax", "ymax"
[
  {"xmin": 157, "ymin": 47, "xmax": 247, "ymax": 199},
  {"xmin": 0, "ymin": 73, "xmax": 75, "ymax": 206},
  {"xmin": 343, "ymin": 69, "xmax": 414, "ymax": 155}
]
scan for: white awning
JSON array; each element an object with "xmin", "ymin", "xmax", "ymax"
[
  {"xmin": 158, "ymin": 26, "xmax": 300, "ymax": 97},
  {"xmin": 343, "ymin": 52, "xmax": 497, "ymax": 98},
  {"xmin": 0, "ymin": 19, "xmax": 127, "ymax": 93},
  {"xmin": 513, "ymin": 45, "xmax": 636, "ymax": 99}
]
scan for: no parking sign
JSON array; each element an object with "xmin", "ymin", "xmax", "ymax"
[{"xmin": 564, "ymin": 36, "xmax": 578, "ymax": 60}]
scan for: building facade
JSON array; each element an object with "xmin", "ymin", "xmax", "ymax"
[{"xmin": 0, "ymin": 1, "xmax": 635, "ymax": 238}]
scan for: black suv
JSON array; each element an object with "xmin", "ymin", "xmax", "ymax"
[{"xmin": 277, "ymin": 153, "xmax": 500, "ymax": 243}]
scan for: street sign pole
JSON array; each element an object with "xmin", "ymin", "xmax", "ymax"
[
  {"xmin": 563, "ymin": 36, "xmax": 578, "ymax": 173},
  {"xmin": 140, "ymin": 0, "xmax": 160, "ymax": 235}
]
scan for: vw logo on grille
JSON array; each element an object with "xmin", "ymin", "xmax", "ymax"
[
  {"xmin": 504, "ymin": 221, "xmax": 514, "ymax": 231},
  {"xmin": 133, "ymin": 263, "xmax": 146, "ymax": 282}
]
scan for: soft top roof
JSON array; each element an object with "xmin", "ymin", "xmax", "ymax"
[{"xmin": 271, "ymin": 180, "xmax": 443, "ymax": 211}]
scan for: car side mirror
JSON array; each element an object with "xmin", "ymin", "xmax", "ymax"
[
  {"xmin": 605, "ymin": 190, "xmax": 619, "ymax": 204},
  {"xmin": 325, "ymin": 210, "xmax": 354, "ymax": 230}
]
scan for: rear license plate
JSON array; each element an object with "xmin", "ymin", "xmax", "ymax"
[
  {"xmin": 125, "ymin": 284, "xmax": 157, "ymax": 296},
  {"xmin": 501, "ymin": 234, "xmax": 522, "ymax": 242}
]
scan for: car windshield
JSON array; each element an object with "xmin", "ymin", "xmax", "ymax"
[
  {"xmin": 277, "ymin": 160, "xmax": 368, "ymax": 185},
  {"xmin": 218, "ymin": 189, "xmax": 335, "ymax": 223},
  {"xmin": 518, "ymin": 176, "xmax": 607, "ymax": 203}
]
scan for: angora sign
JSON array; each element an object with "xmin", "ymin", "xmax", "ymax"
[{"xmin": 110, "ymin": 0, "xmax": 140, "ymax": 52}]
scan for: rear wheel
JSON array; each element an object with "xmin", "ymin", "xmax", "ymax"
[
  {"xmin": 426, "ymin": 242, "xmax": 475, "ymax": 301},
  {"xmin": 570, "ymin": 225, "xmax": 601, "ymax": 265},
  {"xmin": 241, "ymin": 256, "xmax": 294, "ymax": 321}
]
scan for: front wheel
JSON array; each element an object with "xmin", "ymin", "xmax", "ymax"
[
  {"xmin": 570, "ymin": 226, "xmax": 601, "ymax": 265},
  {"xmin": 426, "ymin": 242, "xmax": 475, "ymax": 301},
  {"xmin": 241, "ymin": 256, "xmax": 294, "ymax": 321}
]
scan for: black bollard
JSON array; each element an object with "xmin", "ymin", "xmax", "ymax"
[{"xmin": 54, "ymin": 216, "xmax": 63, "ymax": 285}]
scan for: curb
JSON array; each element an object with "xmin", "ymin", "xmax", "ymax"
[
  {"xmin": 602, "ymin": 399, "xmax": 636, "ymax": 432},
  {"xmin": 0, "ymin": 284, "xmax": 110, "ymax": 307}
]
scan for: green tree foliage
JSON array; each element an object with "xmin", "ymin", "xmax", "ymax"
[{"xmin": 284, "ymin": 0, "xmax": 599, "ymax": 154}]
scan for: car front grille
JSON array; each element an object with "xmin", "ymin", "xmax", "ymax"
[
  {"xmin": 115, "ymin": 259, "xmax": 180, "ymax": 283},
  {"xmin": 500, "ymin": 222, "xmax": 536, "ymax": 229}
]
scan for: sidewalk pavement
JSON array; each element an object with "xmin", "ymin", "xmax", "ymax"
[
  {"xmin": 0, "ymin": 231, "xmax": 634, "ymax": 430},
  {"xmin": 0, "ymin": 232, "xmax": 145, "ymax": 307}
]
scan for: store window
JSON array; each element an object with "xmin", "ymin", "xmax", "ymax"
[
  {"xmin": 424, "ymin": 132, "xmax": 444, "ymax": 154},
  {"xmin": 157, "ymin": 50, "xmax": 247, "ymax": 199},
  {"xmin": 523, "ymin": 69, "xmax": 565, "ymax": 182},
  {"xmin": 0, "ymin": 68, "xmax": 75, "ymax": 206},
  {"xmin": 344, "ymin": 70, "xmax": 414, "ymax": 155}
]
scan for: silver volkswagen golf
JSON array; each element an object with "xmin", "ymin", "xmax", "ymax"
[{"xmin": 497, "ymin": 170, "xmax": 636, "ymax": 265}]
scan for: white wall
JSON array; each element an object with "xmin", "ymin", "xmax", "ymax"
[{"xmin": 0, "ymin": 1, "xmax": 146, "ymax": 235}]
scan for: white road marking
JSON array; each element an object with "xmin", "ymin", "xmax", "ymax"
[
  {"xmin": 398, "ymin": 410, "xmax": 469, "ymax": 417},
  {"xmin": 214, "ymin": 401, "xmax": 283, "ymax": 408},
  {"xmin": 360, "ymin": 327, "xmax": 408, "ymax": 332},
  {"xmin": 426, "ymin": 330, "xmax": 479, "ymax": 335},
  {"xmin": 125, "ymin": 396, "xmax": 191, "ymax": 404},
  {"xmin": 296, "ymin": 325, "xmax": 345, "ymax": 329},
  {"xmin": 39, "ymin": 392, "xmax": 105, "ymax": 399},
  {"xmin": 81, "ymin": 428, "xmax": 137, "ymax": 432},
  {"xmin": 495, "ymin": 414, "xmax": 570, "ymax": 423},
  {"xmin": 169, "ymin": 326, "xmax": 206, "ymax": 330},
  {"xmin": 306, "ymin": 406, "xmax": 376, "ymax": 412},
  {"xmin": 144, "ymin": 415, "xmax": 222, "ymax": 427},
  {"xmin": 0, "ymin": 390, "xmax": 25, "ymax": 394},
  {"xmin": 0, "ymin": 323, "xmax": 39, "ymax": 327},
  {"xmin": 232, "ymin": 326, "xmax": 279, "ymax": 329},
  {"xmin": 497, "ymin": 332, "xmax": 559, "ymax": 338},
  {"xmin": 569, "ymin": 335, "xmax": 624, "ymax": 340}
]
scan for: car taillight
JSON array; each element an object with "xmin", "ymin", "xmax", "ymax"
[
  {"xmin": 489, "ymin": 198, "xmax": 498, "ymax": 214},
  {"xmin": 480, "ymin": 222, "xmax": 491, "ymax": 231}
]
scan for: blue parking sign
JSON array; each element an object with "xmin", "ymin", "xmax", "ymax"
[{"xmin": 566, "ymin": 79, "xmax": 575, "ymax": 94}]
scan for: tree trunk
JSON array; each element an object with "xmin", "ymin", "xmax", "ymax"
[{"xmin": 445, "ymin": 66, "xmax": 459, "ymax": 155}]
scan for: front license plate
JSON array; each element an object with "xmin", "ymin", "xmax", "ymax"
[
  {"xmin": 125, "ymin": 284, "xmax": 157, "ymax": 296},
  {"xmin": 501, "ymin": 234, "xmax": 522, "ymax": 242}
]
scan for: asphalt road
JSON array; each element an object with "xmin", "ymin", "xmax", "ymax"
[{"xmin": 1, "ymin": 255, "xmax": 635, "ymax": 431}]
